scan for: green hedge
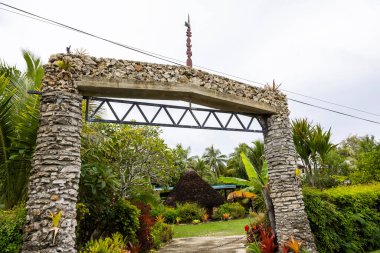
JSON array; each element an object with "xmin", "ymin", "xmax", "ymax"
[
  {"xmin": 151, "ymin": 205, "xmax": 178, "ymax": 224},
  {"xmin": 0, "ymin": 205, "xmax": 26, "ymax": 253},
  {"xmin": 303, "ymin": 183, "xmax": 380, "ymax": 253},
  {"xmin": 213, "ymin": 202, "xmax": 246, "ymax": 220},
  {"xmin": 175, "ymin": 203, "xmax": 206, "ymax": 223}
]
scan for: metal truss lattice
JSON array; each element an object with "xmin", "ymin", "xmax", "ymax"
[{"xmin": 85, "ymin": 97, "xmax": 265, "ymax": 133}]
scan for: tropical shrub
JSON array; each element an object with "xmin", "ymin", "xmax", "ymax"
[
  {"xmin": 134, "ymin": 202, "xmax": 155, "ymax": 253},
  {"xmin": 201, "ymin": 213, "xmax": 209, "ymax": 222},
  {"xmin": 151, "ymin": 204, "xmax": 178, "ymax": 224},
  {"xmin": 246, "ymin": 242, "xmax": 261, "ymax": 253},
  {"xmin": 175, "ymin": 202, "xmax": 206, "ymax": 223},
  {"xmin": 245, "ymin": 224, "xmax": 277, "ymax": 253},
  {"xmin": 282, "ymin": 236, "xmax": 308, "ymax": 253},
  {"xmin": 108, "ymin": 199, "xmax": 140, "ymax": 243},
  {"xmin": 0, "ymin": 205, "xmax": 26, "ymax": 253},
  {"xmin": 80, "ymin": 233, "xmax": 128, "ymax": 253},
  {"xmin": 303, "ymin": 183, "xmax": 380, "ymax": 253},
  {"xmin": 213, "ymin": 202, "xmax": 245, "ymax": 220},
  {"xmin": 77, "ymin": 199, "xmax": 140, "ymax": 249},
  {"xmin": 192, "ymin": 219, "xmax": 201, "ymax": 224},
  {"xmin": 151, "ymin": 222, "xmax": 173, "ymax": 249},
  {"xmin": 249, "ymin": 212, "xmax": 267, "ymax": 227}
]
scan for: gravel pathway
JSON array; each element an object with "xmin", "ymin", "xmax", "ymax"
[{"xmin": 158, "ymin": 235, "xmax": 246, "ymax": 253}]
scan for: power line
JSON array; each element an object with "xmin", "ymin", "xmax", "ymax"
[
  {"xmin": 283, "ymin": 89, "xmax": 380, "ymax": 117},
  {"xmin": 0, "ymin": 2, "xmax": 183, "ymax": 66},
  {"xmin": 288, "ymin": 98, "xmax": 380, "ymax": 125},
  {"xmin": 1, "ymin": 2, "xmax": 379, "ymax": 124}
]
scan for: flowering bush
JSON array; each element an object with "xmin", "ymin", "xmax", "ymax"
[
  {"xmin": 222, "ymin": 213, "xmax": 231, "ymax": 220},
  {"xmin": 245, "ymin": 224, "xmax": 276, "ymax": 253},
  {"xmin": 213, "ymin": 202, "xmax": 245, "ymax": 220}
]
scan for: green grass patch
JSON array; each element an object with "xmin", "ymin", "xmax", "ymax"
[{"xmin": 174, "ymin": 218, "xmax": 248, "ymax": 238}]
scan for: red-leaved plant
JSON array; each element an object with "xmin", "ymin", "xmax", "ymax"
[
  {"xmin": 134, "ymin": 202, "xmax": 155, "ymax": 252},
  {"xmin": 259, "ymin": 226, "xmax": 277, "ymax": 253},
  {"xmin": 245, "ymin": 224, "xmax": 278, "ymax": 253}
]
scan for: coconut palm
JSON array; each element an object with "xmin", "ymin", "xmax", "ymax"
[
  {"xmin": 188, "ymin": 157, "xmax": 214, "ymax": 183},
  {"xmin": 202, "ymin": 145, "xmax": 227, "ymax": 177},
  {"xmin": 227, "ymin": 143, "xmax": 251, "ymax": 179},
  {"xmin": 0, "ymin": 50, "xmax": 43, "ymax": 208},
  {"xmin": 250, "ymin": 140, "xmax": 265, "ymax": 174}
]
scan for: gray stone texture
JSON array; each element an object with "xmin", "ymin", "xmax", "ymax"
[
  {"xmin": 23, "ymin": 53, "xmax": 316, "ymax": 252},
  {"xmin": 264, "ymin": 101, "xmax": 317, "ymax": 252},
  {"xmin": 22, "ymin": 69, "xmax": 82, "ymax": 253}
]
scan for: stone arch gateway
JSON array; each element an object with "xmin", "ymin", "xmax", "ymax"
[{"xmin": 22, "ymin": 54, "xmax": 317, "ymax": 253}]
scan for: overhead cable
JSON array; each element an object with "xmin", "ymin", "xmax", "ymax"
[{"xmin": 0, "ymin": 2, "xmax": 379, "ymax": 124}]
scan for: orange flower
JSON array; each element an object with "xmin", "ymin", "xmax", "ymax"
[{"xmin": 285, "ymin": 236, "xmax": 303, "ymax": 253}]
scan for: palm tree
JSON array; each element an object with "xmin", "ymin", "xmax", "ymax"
[
  {"xmin": 292, "ymin": 118, "xmax": 335, "ymax": 187},
  {"xmin": 0, "ymin": 50, "xmax": 43, "ymax": 208},
  {"xmin": 202, "ymin": 145, "xmax": 227, "ymax": 177},
  {"xmin": 227, "ymin": 143, "xmax": 250, "ymax": 179},
  {"xmin": 227, "ymin": 140, "xmax": 265, "ymax": 179},
  {"xmin": 188, "ymin": 157, "xmax": 214, "ymax": 182},
  {"xmin": 249, "ymin": 140, "xmax": 265, "ymax": 174}
]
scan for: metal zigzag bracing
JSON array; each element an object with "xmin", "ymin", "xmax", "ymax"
[{"xmin": 85, "ymin": 97, "xmax": 265, "ymax": 133}]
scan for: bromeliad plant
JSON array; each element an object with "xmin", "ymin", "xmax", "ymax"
[
  {"xmin": 281, "ymin": 236, "xmax": 310, "ymax": 253},
  {"xmin": 245, "ymin": 223, "xmax": 277, "ymax": 253}
]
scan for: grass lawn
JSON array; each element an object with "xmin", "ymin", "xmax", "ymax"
[{"xmin": 174, "ymin": 218, "xmax": 248, "ymax": 238}]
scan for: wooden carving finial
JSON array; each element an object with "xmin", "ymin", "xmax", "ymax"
[{"xmin": 185, "ymin": 14, "xmax": 192, "ymax": 68}]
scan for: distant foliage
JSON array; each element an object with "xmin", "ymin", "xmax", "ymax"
[
  {"xmin": 303, "ymin": 183, "xmax": 380, "ymax": 253},
  {"xmin": 351, "ymin": 144, "xmax": 380, "ymax": 184},
  {"xmin": 0, "ymin": 205, "xmax": 26, "ymax": 253},
  {"xmin": 213, "ymin": 202, "xmax": 246, "ymax": 220}
]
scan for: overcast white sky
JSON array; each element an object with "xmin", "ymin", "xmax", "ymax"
[{"xmin": 1, "ymin": 0, "xmax": 379, "ymax": 156}]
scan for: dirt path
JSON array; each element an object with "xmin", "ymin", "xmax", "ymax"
[{"xmin": 158, "ymin": 235, "xmax": 246, "ymax": 253}]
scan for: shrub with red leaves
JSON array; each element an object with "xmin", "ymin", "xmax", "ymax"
[
  {"xmin": 245, "ymin": 224, "xmax": 279, "ymax": 252},
  {"xmin": 259, "ymin": 226, "xmax": 277, "ymax": 253},
  {"xmin": 134, "ymin": 202, "xmax": 155, "ymax": 253},
  {"xmin": 246, "ymin": 224, "xmax": 261, "ymax": 243}
]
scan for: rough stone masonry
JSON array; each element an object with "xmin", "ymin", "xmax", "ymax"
[{"xmin": 23, "ymin": 53, "xmax": 317, "ymax": 252}]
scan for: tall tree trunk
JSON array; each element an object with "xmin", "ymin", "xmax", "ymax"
[
  {"xmin": 262, "ymin": 186, "xmax": 276, "ymax": 231},
  {"xmin": 307, "ymin": 163, "xmax": 315, "ymax": 187}
]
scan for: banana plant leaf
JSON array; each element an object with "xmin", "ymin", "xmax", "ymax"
[{"xmin": 218, "ymin": 176, "xmax": 251, "ymax": 187}]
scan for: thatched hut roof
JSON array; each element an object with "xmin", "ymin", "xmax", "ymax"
[{"xmin": 164, "ymin": 170, "xmax": 225, "ymax": 208}]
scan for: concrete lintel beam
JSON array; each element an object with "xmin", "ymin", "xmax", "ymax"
[{"xmin": 76, "ymin": 78, "xmax": 276, "ymax": 114}]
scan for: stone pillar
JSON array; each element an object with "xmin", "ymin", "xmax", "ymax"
[
  {"xmin": 23, "ymin": 69, "xmax": 82, "ymax": 253},
  {"xmin": 263, "ymin": 100, "xmax": 317, "ymax": 252}
]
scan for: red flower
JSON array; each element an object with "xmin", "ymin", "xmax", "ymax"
[
  {"xmin": 244, "ymin": 225, "xmax": 250, "ymax": 232},
  {"xmin": 253, "ymin": 225, "xmax": 257, "ymax": 230}
]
